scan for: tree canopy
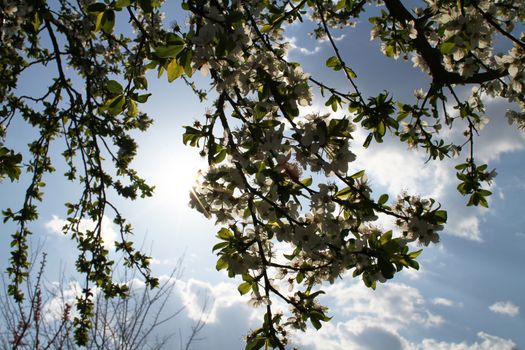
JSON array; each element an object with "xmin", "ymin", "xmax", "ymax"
[{"xmin": 1, "ymin": 0, "xmax": 524, "ymax": 348}]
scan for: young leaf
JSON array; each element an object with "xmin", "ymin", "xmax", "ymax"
[
  {"xmin": 378, "ymin": 194, "xmax": 389, "ymax": 205},
  {"xmin": 86, "ymin": 2, "xmax": 106, "ymax": 14},
  {"xmin": 136, "ymin": 93, "xmax": 152, "ymax": 103},
  {"xmin": 100, "ymin": 10, "xmax": 115, "ymax": 33},
  {"xmin": 217, "ymin": 228, "xmax": 233, "ymax": 240},
  {"xmin": 115, "ymin": 0, "xmax": 132, "ymax": 9},
  {"xmin": 344, "ymin": 66, "xmax": 357, "ymax": 78},
  {"xmin": 154, "ymin": 45, "xmax": 185, "ymax": 59},
  {"xmin": 167, "ymin": 59, "xmax": 184, "ymax": 82},
  {"xmin": 106, "ymin": 80, "xmax": 124, "ymax": 94},
  {"xmin": 440, "ymin": 41, "xmax": 456, "ymax": 54},
  {"xmin": 326, "ymin": 56, "xmax": 342, "ymax": 71},
  {"xmin": 238, "ymin": 282, "xmax": 252, "ymax": 295}
]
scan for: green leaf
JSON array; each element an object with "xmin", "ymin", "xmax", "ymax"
[
  {"xmin": 94, "ymin": 12, "xmax": 104, "ymax": 32},
  {"xmin": 154, "ymin": 45, "xmax": 185, "ymax": 59},
  {"xmin": 296, "ymin": 272, "xmax": 304, "ymax": 283},
  {"xmin": 336, "ymin": 187, "xmax": 352, "ymax": 199},
  {"xmin": 300, "ymin": 177, "xmax": 313, "ymax": 186},
  {"xmin": 183, "ymin": 126, "xmax": 202, "ymax": 146},
  {"xmin": 115, "ymin": 0, "xmax": 132, "ymax": 9},
  {"xmin": 136, "ymin": 93, "xmax": 152, "ymax": 103},
  {"xmin": 86, "ymin": 2, "xmax": 106, "ymax": 13},
  {"xmin": 166, "ymin": 58, "xmax": 184, "ymax": 82},
  {"xmin": 138, "ymin": 0, "xmax": 155, "ymax": 13},
  {"xmin": 104, "ymin": 94, "xmax": 125, "ymax": 115},
  {"xmin": 408, "ymin": 249, "xmax": 422, "ymax": 259},
  {"xmin": 245, "ymin": 337, "xmax": 266, "ymax": 350},
  {"xmin": 344, "ymin": 66, "xmax": 357, "ymax": 78},
  {"xmin": 238, "ymin": 282, "xmax": 252, "ymax": 295},
  {"xmin": 440, "ymin": 41, "xmax": 456, "ymax": 55},
  {"xmin": 0, "ymin": 147, "xmax": 23, "ymax": 181},
  {"xmin": 434, "ymin": 210, "xmax": 447, "ymax": 222},
  {"xmin": 325, "ymin": 95, "xmax": 340, "ymax": 112},
  {"xmin": 216, "ymin": 258, "xmax": 228, "ymax": 271},
  {"xmin": 378, "ymin": 194, "xmax": 389, "ymax": 205},
  {"xmin": 213, "ymin": 149, "xmax": 227, "ymax": 164},
  {"xmin": 311, "ymin": 317, "xmax": 322, "ymax": 330},
  {"xmin": 385, "ymin": 45, "xmax": 395, "ymax": 57},
  {"xmin": 145, "ymin": 60, "xmax": 158, "ymax": 70},
  {"xmin": 106, "ymin": 80, "xmax": 124, "ymax": 94},
  {"xmin": 326, "ymin": 56, "xmax": 342, "ymax": 70},
  {"xmin": 310, "ymin": 310, "xmax": 331, "ymax": 322},
  {"xmin": 283, "ymin": 252, "xmax": 295, "ymax": 261},
  {"xmin": 363, "ymin": 133, "xmax": 373, "ymax": 148},
  {"xmin": 260, "ymin": 24, "xmax": 272, "ymax": 33},
  {"xmin": 134, "ymin": 76, "xmax": 148, "ymax": 90},
  {"xmin": 242, "ymin": 274, "xmax": 254, "ymax": 283},
  {"xmin": 31, "ymin": 12, "xmax": 41, "ymax": 31},
  {"xmin": 478, "ymin": 195, "xmax": 489, "ymax": 208},
  {"xmin": 350, "ymin": 170, "xmax": 365, "ymax": 179},
  {"xmin": 378, "ymin": 258, "xmax": 395, "ymax": 279},
  {"xmin": 212, "ymin": 242, "xmax": 229, "ymax": 252},
  {"xmin": 127, "ymin": 99, "xmax": 138, "ymax": 117},
  {"xmin": 100, "ymin": 10, "xmax": 115, "ymax": 33},
  {"xmin": 455, "ymin": 163, "xmax": 468, "ymax": 170},
  {"xmin": 478, "ymin": 189, "xmax": 492, "ymax": 196},
  {"xmin": 379, "ymin": 230, "xmax": 392, "ymax": 245},
  {"xmin": 377, "ymin": 121, "xmax": 385, "ymax": 136},
  {"xmin": 467, "ymin": 193, "xmax": 480, "ymax": 206},
  {"xmin": 336, "ymin": 0, "xmax": 347, "ymax": 10},
  {"xmin": 407, "ymin": 260, "xmax": 419, "ymax": 269},
  {"xmin": 217, "ymin": 228, "xmax": 233, "ymax": 240},
  {"xmin": 179, "ymin": 49, "xmax": 194, "ymax": 77}
]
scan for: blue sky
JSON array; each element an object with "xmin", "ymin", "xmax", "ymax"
[{"xmin": 1, "ymin": 2, "xmax": 524, "ymax": 349}]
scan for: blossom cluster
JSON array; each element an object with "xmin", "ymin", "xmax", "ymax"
[{"xmin": 184, "ymin": 1, "xmax": 449, "ymax": 345}]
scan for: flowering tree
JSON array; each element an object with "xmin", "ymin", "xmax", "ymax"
[{"xmin": 1, "ymin": 0, "xmax": 524, "ymax": 348}]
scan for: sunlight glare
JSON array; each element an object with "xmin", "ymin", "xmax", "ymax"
[{"xmin": 138, "ymin": 146, "xmax": 207, "ymax": 211}]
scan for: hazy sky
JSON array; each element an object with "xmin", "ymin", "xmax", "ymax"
[{"xmin": 1, "ymin": 2, "xmax": 524, "ymax": 349}]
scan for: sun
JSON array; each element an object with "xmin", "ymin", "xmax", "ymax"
[{"xmin": 135, "ymin": 139, "xmax": 207, "ymax": 212}]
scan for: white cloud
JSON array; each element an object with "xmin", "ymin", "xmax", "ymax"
[
  {"xmin": 284, "ymin": 36, "xmax": 321, "ymax": 59},
  {"xmin": 489, "ymin": 301, "xmax": 520, "ymax": 317},
  {"xmin": 295, "ymin": 322, "xmax": 517, "ymax": 350},
  {"xmin": 294, "ymin": 320, "xmax": 407, "ymax": 350},
  {"xmin": 43, "ymin": 280, "xmax": 83, "ymax": 322},
  {"xmin": 475, "ymin": 97, "xmax": 525, "ymax": 163},
  {"xmin": 174, "ymin": 278, "xmax": 247, "ymax": 323},
  {"xmin": 150, "ymin": 257, "xmax": 180, "ymax": 266},
  {"xmin": 324, "ymin": 280, "xmax": 444, "ymax": 331},
  {"xmin": 400, "ymin": 264, "xmax": 424, "ymax": 280},
  {"xmin": 352, "ymin": 129, "xmax": 448, "ymax": 199},
  {"xmin": 351, "ymin": 128, "xmax": 487, "ymax": 242},
  {"xmin": 415, "ymin": 331, "xmax": 517, "ymax": 350},
  {"xmin": 439, "ymin": 95, "xmax": 525, "ymax": 164},
  {"xmin": 359, "ymin": 147, "xmax": 443, "ymax": 196},
  {"xmin": 446, "ymin": 214, "xmax": 482, "ymax": 242},
  {"xmin": 45, "ymin": 214, "xmax": 117, "ymax": 250},
  {"xmin": 299, "ymin": 101, "xmax": 490, "ymax": 242},
  {"xmin": 319, "ymin": 34, "xmax": 346, "ymax": 42},
  {"xmin": 344, "ymin": 94, "xmax": 525, "ymax": 244},
  {"xmin": 432, "ymin": 297, "xmax": 454, "ymax": 307}
]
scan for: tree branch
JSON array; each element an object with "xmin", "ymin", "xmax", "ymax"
[{"xmin": 383, "ymin": 0, "xmax": 505, "ymax": 85}]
